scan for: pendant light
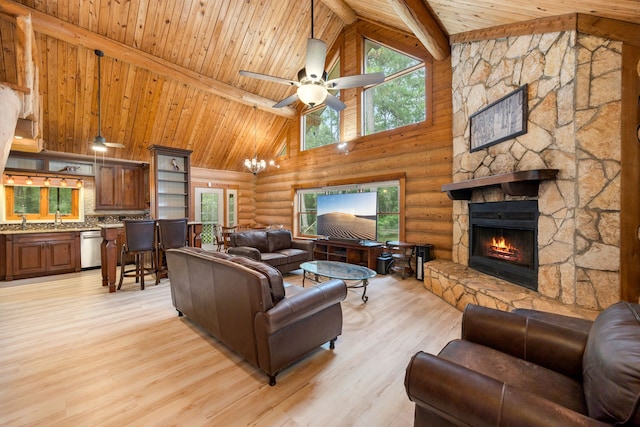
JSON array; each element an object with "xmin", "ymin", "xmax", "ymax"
[{"xmin": 244, "ymin": 106, "xmax": 266, "ymax": 175}]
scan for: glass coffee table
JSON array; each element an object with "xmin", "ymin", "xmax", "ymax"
[{"xmin": 300, "ymin": 260, "xmax": 377, "ymax": 303}]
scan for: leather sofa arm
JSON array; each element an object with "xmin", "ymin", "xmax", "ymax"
[
  {"xmin": 291, "ymin": 238, "xmax": 314, "ymax": 253},
  {"xmin": 405, "ymin": 351, "xmax": 609, "ymax": 427},
  {"xmin": 227, "ymin": 246, "xmax": 262, "ymax": 261},
  {"xmin": 258, "ymin": 279, "xmax": 347, "ymax": 334},
  {"xmin": 461, "ymin": 304, "xmax": 589, "ymax": 379}
]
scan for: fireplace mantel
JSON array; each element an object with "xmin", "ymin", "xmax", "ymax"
[{"xmin": 442, "ymin": 169, "xmax": 559, "ymax": 200}]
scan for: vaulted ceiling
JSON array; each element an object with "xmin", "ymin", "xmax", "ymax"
[{"xmin": 1, "ymin": 0, "xmax": 639, "ymax": 171}]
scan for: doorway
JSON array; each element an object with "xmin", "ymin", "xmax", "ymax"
[{"xmin": 195, "ymin": 188, "xmax": 224, "ymax": 251}]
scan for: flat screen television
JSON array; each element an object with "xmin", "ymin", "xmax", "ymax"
[{"xmin": 317, "ymin": 192, "xmax": 377, "ymax": 241}]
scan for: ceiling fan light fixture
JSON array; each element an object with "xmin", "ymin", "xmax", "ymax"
[{"xmin": 298, "ymin": 83, "xmax": 327, "ymax": 107}]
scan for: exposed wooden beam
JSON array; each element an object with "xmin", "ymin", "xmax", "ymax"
[
  {"xmin": 320, "ymin": 0, "xmax": 357, "ymax": 24},
  {"xmin": 387, "ymin": 0, "xmax": 450, "ymax": 61},
  {"xmin": 0, "ymin": 0, "xmax": 297, "ymax": 120}
]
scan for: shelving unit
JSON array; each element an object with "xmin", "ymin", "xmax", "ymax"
[
  {"xmin": 313, "ymin": 240, "xmax": 384, "ymax": 270},
  {"xmin": 148, "ymin": 145, "xmax": 192, "ymax": 219}
]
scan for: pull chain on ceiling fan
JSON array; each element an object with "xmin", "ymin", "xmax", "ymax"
[
  {"xmin": 239, "ymin": 0, "xmax": 385, "ymax": 112},
  {"xmin": 91, "ymin": 49, "xmax": 124, "ymax": 152}
]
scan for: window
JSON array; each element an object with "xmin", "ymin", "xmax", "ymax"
[
  {"xmin": 5, "ymin": 182, "xmax": 81, "ymax": 221},
  {"xmin": 302, "ymin": 60, "xmax": 341, "ymax": 151},
  {"xmin": 363, "ymin": 39, "xmax": 426, "ymax": 135},
  {"xmin": 295, "ymin": 180, "xmax": 400, "ymax": 241}
]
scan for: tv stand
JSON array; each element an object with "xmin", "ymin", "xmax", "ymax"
[{"xmin": 313, "ymin": 239, "xmax": 384, "ymax": 270}]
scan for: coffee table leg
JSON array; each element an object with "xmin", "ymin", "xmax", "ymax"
[{"xmin": 361, "ymin": 279, "xmax": 369, "ymax": 303}]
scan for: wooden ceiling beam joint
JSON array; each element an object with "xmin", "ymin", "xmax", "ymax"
[{"xmin": 387, "ymin": 0, "xmax": 450, "ymax": 61}]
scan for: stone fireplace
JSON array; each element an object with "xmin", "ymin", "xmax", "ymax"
[{"xmin": 424, "ymin": 29, "xmax": 622, "ymax": 316}]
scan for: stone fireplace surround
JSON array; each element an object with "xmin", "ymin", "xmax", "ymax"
[{"xmin": 424, "ymin": 29, "xmax": 622, "ymax": 319}]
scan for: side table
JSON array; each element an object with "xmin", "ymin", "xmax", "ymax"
[{"xmin": 386, "ymin": 241, "xmax": 416, "ymax": 279}]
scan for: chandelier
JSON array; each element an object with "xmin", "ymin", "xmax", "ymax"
[{"xmin": 244, "ymin": 106, "xmax": 267, "ymax": 175}]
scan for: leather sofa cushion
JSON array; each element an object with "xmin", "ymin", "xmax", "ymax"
[
  {"xmin": 234, "ymin": 231, "xmax": 269, "ymax": 253},
  {"xmin": 260, "ymin": 253, "xmax": 288, "ymax": 266},
  {"xmin": 439, "ymin": 339, "xmax": 588, "ymax": 415},
  {"xmin": 278, "ymin": 248, "xmax": 309, "ymax": 264},
  {"xmin": 267, "ymin": 230, "xmax": 292, "ymax": 252},
  {"xmin": 583, "ymin": 302, "xmax": 640, "ymax": 424},
  {"xmin": 230, "ymin": 255, "xmax": 286, "ymax": 303}
]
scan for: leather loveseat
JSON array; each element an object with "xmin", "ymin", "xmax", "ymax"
[
  {"xmin": 227, "ymin": 229, "xmax": 313, "ymax": 274},
  {"xmin": 405, "ymin": 302, "xmax": 640, "ymax": 426},
  {"xmin": 165, "ymin": 247, "xmax": 347, "ymax": 385}
]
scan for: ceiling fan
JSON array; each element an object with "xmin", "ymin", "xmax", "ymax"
[
  {"xmin": 90, "ymin": 49, "xmax": 124, "ymax": 152},
  {"xmin": 239, "ymin": 0, "xmax": 385, "ymax": 112}
]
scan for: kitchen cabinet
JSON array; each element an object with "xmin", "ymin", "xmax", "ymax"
[
  {"xmin": 95, "ymin": 163, "xmax": 146, "ymax": 210},
  {"xmin": 3, "ymin": 231, "xmax": 81, "ymax": 280},
  {"xmin": 148, "ymin": 145, "xmax": 192, "ymax": 219}
]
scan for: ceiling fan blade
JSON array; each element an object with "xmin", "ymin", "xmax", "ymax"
[
  {"xmin": 273, "ymin": 93, "xmax": 300, "ymax": 108},
  {"xmin": 305, "ymin": 38, "xmax": 326, "ymax": 80},
  {"xmin": 324, "ymin": 93, "xmax": 346, "ymax": 112},
  {"xmin": 239, "ymin": 70, "xmax": 298, "ymax": 86},
  {"xmin": 105, "ymin": 142, "xmax": 125, "ymax": 148},
  {"xmin": 326, "ymin": 72, "xmax": 386, "ymax": 89}
]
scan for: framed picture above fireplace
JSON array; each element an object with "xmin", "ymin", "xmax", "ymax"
[{"xmin": 469, "ymin": 84, "xmax": 528, "ymax": 152}]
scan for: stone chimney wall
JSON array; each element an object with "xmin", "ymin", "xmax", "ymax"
[{"xmin": 450, "ymin": 31, "xmax": 621, "ymax": 310}]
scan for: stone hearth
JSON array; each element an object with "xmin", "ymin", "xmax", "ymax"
[{"xmin": 424, "ymin": 260, "xmax": 599, "ymax": 319}]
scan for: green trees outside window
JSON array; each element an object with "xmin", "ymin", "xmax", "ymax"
[{"xmin": 363, "ymin": 39, "xmax": 426, "ymax": 135}]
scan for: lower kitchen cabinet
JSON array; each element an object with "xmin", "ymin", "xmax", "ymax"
[{"xmin": 2, "ymin": 232, "xmax": 81, "ymax": 280}]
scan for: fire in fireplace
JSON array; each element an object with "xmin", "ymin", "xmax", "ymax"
[{"xmin": 469, "ymin": 200, "xmax": 538, "ymax": 290}]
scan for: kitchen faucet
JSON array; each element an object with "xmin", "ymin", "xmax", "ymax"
[
  {"xmin": 55, "ymin": 209, "xmax": 61, "ymax": 226},
  {"xmin": 21, "ymin": 214, "xmax": 27, "ymax": 230}
]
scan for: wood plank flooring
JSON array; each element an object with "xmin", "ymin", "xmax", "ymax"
[{"xmin": 0, "ymin": 268, "xmax": 462, "ymax": 426}]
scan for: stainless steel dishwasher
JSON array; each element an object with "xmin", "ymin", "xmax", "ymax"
[{"xmin": 80, "ymin": 230, "xmax": 103, "ymax": 269}]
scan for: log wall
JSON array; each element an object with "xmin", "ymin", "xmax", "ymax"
[{"xmin": 253, "ymin": 21, "xmax": 454, "ymax": 260}]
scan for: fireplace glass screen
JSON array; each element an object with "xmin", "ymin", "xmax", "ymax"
[
  {"xmin": 472, "ymin": 226, "xmax": 535, "ymax": 269},
  {"xmin": 469, "ymin": 200, "xmax": 538, "ymax": 290}
]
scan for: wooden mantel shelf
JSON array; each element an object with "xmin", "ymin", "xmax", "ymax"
[{"xmin": 442, "ymin": 169, "xmax": 559, "ymax": 200}]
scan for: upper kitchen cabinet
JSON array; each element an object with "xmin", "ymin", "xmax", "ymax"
[
  {"xmin": 148, "ymin": 145, "xmax": 192, "ymax": 220},
  {"xmin": 95, "ymin": 162, "xmax": 147, "ymax": 211}
]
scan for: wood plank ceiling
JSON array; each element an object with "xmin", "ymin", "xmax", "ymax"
[{"xmin": 1, "ymin": 0, "xmax": 639, "ymax": 171}]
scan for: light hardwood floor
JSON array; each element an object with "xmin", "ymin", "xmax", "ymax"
[{"xmin": 0, "ymin": 268, "xmax": 462, "ymax": 426}]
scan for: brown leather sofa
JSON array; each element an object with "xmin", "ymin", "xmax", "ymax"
[
  {"xmin": 165, "ymin": 247, "xmax": 347, "ymax": 385},
  {"xmin": 227, "ymin": 229, "xmax": 313, "ymax": 274},
  {"xmin": 405, "ymin": 302, "xmax": 640, "ymax": 426}
]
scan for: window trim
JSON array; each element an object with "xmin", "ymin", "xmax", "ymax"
[
  {"xmin": 4, "ymin": 185, "xmax": 82, "ymax": 222},
  {"xmin": 360, "ymin": 36, "xmax": 430, "ymax": 137},
  {"xmin": 294, "ymin": 175, "xmax": 406, "ymax": 241}
]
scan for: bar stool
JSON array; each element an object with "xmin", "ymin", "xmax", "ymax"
[
  {"xmin": 386, "ymin": 241, "xmax": 416, "ymax": 279},
  {"xmin": 220, "ymin": 225, "xmax": 237, "ymax": 251},
  {"xmin": 156, "ymin": 218, "xmax": 188, "ymax": 283},
  {"xmin": 118, "ymin": 219, "xmax": 157, "ymax": 290}
]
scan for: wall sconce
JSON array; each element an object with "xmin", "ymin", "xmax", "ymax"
[
  {"xmin": 76, "ymin": 179, "xmax": 83, "ymax": 188},
  {"xmin": 269, "ymin": 160, "xmax": 280, "ymax": 169},
  {"xmin": 25, "ymin": 176, "xmax": 33, "ymax": 185},
  {"xmin": 6, "ymin": 175, "xmax": 14, "ymax": 184},
  {"xmin": 337, "ymin": 142, "xmax": 349, "ymax": 155},
  {"xmin": 60, "ymin": 178, "xmax": 67, "ymax": 187},
  {"xmin": 43, "ymin": 177, "xmax": 51, "ymax": 186}
]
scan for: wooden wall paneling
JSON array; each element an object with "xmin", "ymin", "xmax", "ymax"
[
  {"xmin": 254, "ymin": 20, "xmax": 453, "ymax": 257},
  {"xmin": 0, "ymin": 18, "xmax": 18, "ymax": 84},
  {"xmin": 620, "ymin": 43, "xmax": 640, "ymax": 303}
]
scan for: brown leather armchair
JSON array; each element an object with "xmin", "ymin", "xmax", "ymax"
[
  {"xmin": 405, "ymin": 303, "xmax": 640, "ymax": 426},
  {"xmin": 166, "ymin": 247, "xmax": 347, "ymax": 386}
]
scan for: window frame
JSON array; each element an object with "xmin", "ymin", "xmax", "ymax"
[
  {"xmin": 294, "ymin": 179, "xmax": 402, "ymax": 241},
  {"xmin": 361, "ymin": 37, "xmax": 428, "ymax": 137},
  {"xmin": 4, "ymin": 184, "xmax": 82, "ymax": 222}
]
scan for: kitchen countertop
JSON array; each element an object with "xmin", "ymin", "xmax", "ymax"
[{"xmin": 0, "ymin": 226, "xmax": 102, "ymax": 235}]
